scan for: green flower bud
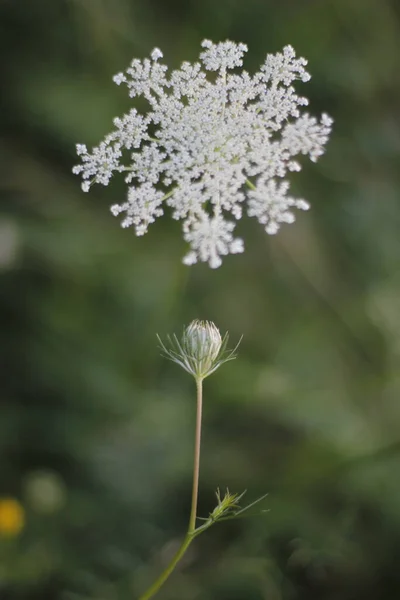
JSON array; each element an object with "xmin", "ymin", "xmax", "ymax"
[
  {"xmin": 182, "ymin": 321, "xmax": 222, "ymax": 374},
  {"xmin": 157, "ymin": 320, "xmax": 240, "ymax": 381}
]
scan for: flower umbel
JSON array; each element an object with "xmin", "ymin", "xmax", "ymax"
[
  {"xmin": 157, "ymin": 320, "xmax": 239, "ymax": 380},
  {"xmin": 73, "ymin": 41, "xmax": 333, "ymax": 268}
]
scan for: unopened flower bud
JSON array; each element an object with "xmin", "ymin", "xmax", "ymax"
[
  {"xmin": 183, "ymin": 320, "xmax": 222, "ymax": 370},
  {"xmin": 157, "ymin": 320, "xmax": 240, "ymax": 381}
]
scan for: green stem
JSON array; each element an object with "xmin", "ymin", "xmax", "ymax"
[
  {"xmin": 138, "ymin": 533, "xmax": 193, "ymax": 600},
  {"xmin": 245, "ymin": 178, "xmax": 257, "ymax": 191},
  {"xmin": 189, "ymin": 377, "xmax": 203, "ymax": 532},
  {"xmin": 160, "ymin": 189, "xmax": 175, "ymax": 202},
  {"xmin": 138, "ymin": 377, "xmax": 204, "ymax": 600}
]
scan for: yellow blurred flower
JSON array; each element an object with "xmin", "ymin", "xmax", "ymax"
[{"xmin": 0, "ymin": 498, "xmax": 25, "ymax": 536}]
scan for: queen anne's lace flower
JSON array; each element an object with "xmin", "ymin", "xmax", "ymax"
[{"xmin": 73, "ymin": 40, "xmax": 333, "ymax": 268}]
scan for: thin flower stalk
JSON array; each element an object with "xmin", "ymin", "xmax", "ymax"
[{"xmin": 137, "ymin": 322, "xmax": 240, "ymax": 600}]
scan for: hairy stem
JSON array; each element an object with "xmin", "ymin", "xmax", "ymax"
[{"xmin": 138, "ymin": 377, "xmax": 204, "ymax": 600}]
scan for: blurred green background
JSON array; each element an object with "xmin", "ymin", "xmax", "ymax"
[{"xmin": 1, "ymin": 0, "xmax": 400, "ymax": 598}]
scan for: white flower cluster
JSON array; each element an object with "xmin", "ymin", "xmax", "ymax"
[{"xmin": 73, "ymin": 41, "xmax": 332, "ymax": 268}]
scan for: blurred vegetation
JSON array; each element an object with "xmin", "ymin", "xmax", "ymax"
[{"xmin": 1, "ymin": 0, "xmax": 400, "ymax": 598}]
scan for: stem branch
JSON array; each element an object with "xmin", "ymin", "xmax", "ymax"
[{"xmin": 245, "ymin": 178, "xmax": 257, "ymax": 191}]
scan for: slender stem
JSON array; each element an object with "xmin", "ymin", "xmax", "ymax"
[
  {"xmin": 137, "ymin": 377, "xmax": 204, "ymax": 600},
  {"xmin": 245, "ymin": 178, "xmax": 257, "ymax": 191},
  {"xmin": 138, "ymin": 533, "xmax": 193, "ymax": 600},
  {"xmin": 160, "ymin": 189, "xmax": 176, "ymax": 202},
  {"xmin": 189, "ymin": 377, "xmax": 203, "ymax": 532}
]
